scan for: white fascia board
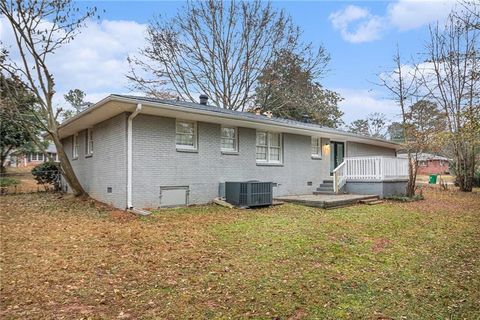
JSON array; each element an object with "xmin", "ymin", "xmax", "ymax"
[{"xmin": 58, "ymin": 95, "xmax": 402, "ymax": 150}]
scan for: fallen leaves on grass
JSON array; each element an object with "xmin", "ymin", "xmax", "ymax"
[{"xmin": 0, "ymin": 189, "xmax": 479, "ymax": 319}]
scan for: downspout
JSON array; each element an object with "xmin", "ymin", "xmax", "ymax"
[{"xmin": 127, "ymin": 103, "xmax": 142, "ymax": 209}]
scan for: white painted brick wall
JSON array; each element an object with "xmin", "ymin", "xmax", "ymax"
[
  {"xmin": 61, "ymin": 112, "xmax": 397, "ymax": 209},
  {"xmin": 131, "ymin": 114, "xmax": 331, "ymax": 208},
  {"xmin": 62, "ymin": 113, "xmax": 127, "ymax": 208}
]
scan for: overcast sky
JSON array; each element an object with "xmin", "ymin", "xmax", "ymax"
[{"xmin": 0, "ymin": 0, "xmax": 456, "ymax": 123}]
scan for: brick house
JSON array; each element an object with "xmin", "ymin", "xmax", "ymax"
[
  {"xmin": 8, "ymin": 143, "xmax": 58, "ymax": 168},
  {"xmin": 398, "ymin": 153, "xmax": 451, "ymax": 175},
  {"xmin": 58, "ymin": 94, "xmax": 409, "ymax": 209}
]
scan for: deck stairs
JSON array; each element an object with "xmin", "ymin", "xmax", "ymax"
[
  {"xmin": 359, "ymin": 198, "xmax": 384, "ymax": 205},
  {"xmin": 311, "ymin": 180, "xmax": 384, "ymax": 207},
  {"xmin": 313, "ymin": 180, "xmax": 335, "ymax": 195}
]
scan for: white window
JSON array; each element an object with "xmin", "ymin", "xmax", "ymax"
[
  {"xmin": 86, "ymin": 128, "xmax": 93, "ymax": 155},
  {"xmin": 38, "ymin": 153, "xmax": 44, "ymax": 161},
  {"xmin": 311, "ymin": 137, "xmax": 322, "ymax": 158},
  {"xmin": 221, "ymin": 126, "xmax": 238, "ymax": 152},
  {"xmin": 30, "ymin": 153, "xmax": 38, "ymax": 161},
  {"xmin": 175, "ymin": 120, "xmax": 197, "ymax": 150},
  {"xmin": 73, "ymin": 133, "xmax": 79, "ymax": 158},
  {"xmin": 256, "ymin": 131, "xmax": 282, "ymax": 164}
]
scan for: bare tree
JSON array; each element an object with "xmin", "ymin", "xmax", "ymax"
[
  {"xmin": 348, "ymin": 113, "xmax": 389, "ymax": 139},
  {"xmin": 458, "ymin": 0, "xmax": 480, "ymax": 30},
  {"xmin": 128, "ymin": 0, "xmax": 319, "ymax": 110},
  {"xmin": 417, "ymin": 11, "xmax": 480, "ymax": 192},
  {"xmin": 378, "ymin": 47, "xmax": 420, "ymax": 197},
  {"xmin": 0, "ymin": 0, "xmax": 98, "ymax": 196}
]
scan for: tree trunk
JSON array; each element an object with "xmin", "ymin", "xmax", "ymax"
[
  {"xmin": 406, "ymin": 152, "xmax": 416, "ymax": 197},
  {"xmin": 0, "ymin": 155, "xmax": 6, "ymax": 174},
  {"xmin": 458, "ymin": 147, "xmax": 475, "ymax": 192},
  {"xmin": 49, "ymin": 132, "xmax": 86, "ymax": 196},
  {"xmin": 0, "ymin": 147, "xmax": 12, "ymax": 174},
  {"xmin": 454, "ymin": 141, "xmax": 475, "ymax": 192}
]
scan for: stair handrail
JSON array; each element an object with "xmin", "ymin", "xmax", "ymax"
[{"xmin": 332, "ymin": 161, "xmax": 346, "ymax": 194}]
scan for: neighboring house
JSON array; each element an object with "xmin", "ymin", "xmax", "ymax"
[
  {"xmin": 398, "ymin": 153, "xmax": 451, "ymax": 175},
  {"xmin": 58, "ymin": 94, "xmax": 408, "ymax": 210},
  {"xmin": 8, "ymin": 143, "xmax": 58, "ymax": 168}
]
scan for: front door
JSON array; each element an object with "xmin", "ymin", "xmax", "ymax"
[{"xmin": 330, "ymin": 141, "xmax": 345, "ymax": 175}]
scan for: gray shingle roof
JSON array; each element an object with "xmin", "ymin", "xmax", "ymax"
[
  {"xmin": 111, "ymin": 94, "xmax": 398, "ymax": 145},
  {"xmin": 112, "ymin": 94, "xmax": 334, "ymax": 128}
]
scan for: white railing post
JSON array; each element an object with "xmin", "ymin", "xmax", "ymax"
[{"xmin": 332, "ymin": 161, "xmax": 346, "ymax": 193}]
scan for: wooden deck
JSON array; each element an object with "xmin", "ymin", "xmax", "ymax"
[{"xmin": 274, "ymin": 194, "xmax": 379, "ymax": 209}]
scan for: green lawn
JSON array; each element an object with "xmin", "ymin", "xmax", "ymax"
[{"xmin": 1, "ymin": 189, "xmax": 479, "ymax": 319}]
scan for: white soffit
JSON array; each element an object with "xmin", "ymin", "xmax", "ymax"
[{"xmin": 58, "ymin": 96, "xmax": 401, "ymax": 150}]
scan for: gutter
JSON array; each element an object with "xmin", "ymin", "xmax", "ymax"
[
  {"xmin": 127, "ymin": 103, "xmax": 142, "ymax": 209},
  {"xmin": 110, "ymin": 95, "xmax": 402, "ymax": 149},
  {"xmin": 58, "ymin": 94, "xmax": 402, "ymax": 150}
]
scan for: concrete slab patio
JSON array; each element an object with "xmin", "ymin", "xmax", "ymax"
[{"xmin": 274, "ymin": 194, "xmax": 379, "ymax": 209}]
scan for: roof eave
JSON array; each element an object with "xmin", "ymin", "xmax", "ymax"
[{"xmin": 58, "ymin": 95, "xmax": 403, "ymax": 150}]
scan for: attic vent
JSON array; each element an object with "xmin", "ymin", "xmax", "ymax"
[{"xmin": 199, "ymin": 94, "xmax": 208, "ymax": 105}]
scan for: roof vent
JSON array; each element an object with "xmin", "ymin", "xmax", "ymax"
[
  {"xmin": 263, "ymin": 111, "xmax": 273, "ymax": 118},
  {"xmin": 199, "ymin": 94, "xmax": 208, "ymax": 105},
  {"xmin": 302, "ymin": 114, "xmax": 311, "ymax": 123}
]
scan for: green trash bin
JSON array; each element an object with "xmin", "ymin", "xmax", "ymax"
[{"xmin": 429, "ymin": 174, "xmax": 438, "ymax": 184}]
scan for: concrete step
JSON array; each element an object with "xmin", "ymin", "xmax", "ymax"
[
  {"xmin": 316, "ymin": 186, "xmax": 334, "ymax": 192},
  {"xmin": 359, "ymin": 197, "xmax": 382, "ymax": 205},
  {"xmin": 318, "ymin": 184, "xmax": 334, "ymax": 190},
  {"xmin": 366, "ymin": 200, "xmax": 383, "ymax": 205},
  {"xmin": 322, "ymin": 180, "xmax": 333, "ymax": 184}
]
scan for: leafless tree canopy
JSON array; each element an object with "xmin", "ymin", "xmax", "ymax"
[
  {"xmin": 416, "ymin": 10, "xmax": 480, "ymax": 191},
  {"xmin": 378, "ymin": 47, "xmax": 421, "ymax": 197},
  {"xmin": 1, "ymin": 0, "xmax": 97, "ymax": 196},
  {"xmin": 458, "ymin": 0, "xmax": 480, "ymax": 29},
  {"xmin": 128, "ymin": 0, "xmax": 324, "ymax": 110}
]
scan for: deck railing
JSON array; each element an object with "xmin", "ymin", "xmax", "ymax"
[{"xmin": 333, "ymin": 156, "xmax": 409, "ymax": 193}]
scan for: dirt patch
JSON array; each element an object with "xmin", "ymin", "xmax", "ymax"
[
  {"xmin": 109, "ymin": 209, "xmax": 137, "ymax": 222},
  {"xmin": 288, "ymin": 308, "xmax": 308, "ymax": 320},
  {"xmin": 372, "ymin": 238, "xmax": 391, "ymax": 253}
]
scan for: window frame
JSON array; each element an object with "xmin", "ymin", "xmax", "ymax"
[
  {"xmin": 175, "ymin": 119, "xmax": 197, "ymax": 151},
  {"xmin": 220, "ymin": 126, "xmax": 238, "ymax": 153},
  {"xmin": 72, "ymin": 133, "xmax": 79, "ymax": 159},
  {"xmin": 255, "ymin": 130, "xmax": 283, "ymax": 164},
  {"xmin": 311, "ymin": 137, "xmax": 322, "ymax": 159},
  {"xmin": 86, "ymin": 128, "xmax": 93, "ymax": 156}
]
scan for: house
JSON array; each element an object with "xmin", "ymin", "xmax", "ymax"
[
  {"xmin": 8, "ymin": 143, "xmax": 58, "ymax": 168},
  {"xmin": 398, "ymin": 153, "xmax": 451, "ymax": 175},
  {"xmin": 58, "ymin": 94, "xmax": 408, "ymax": 209}
]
